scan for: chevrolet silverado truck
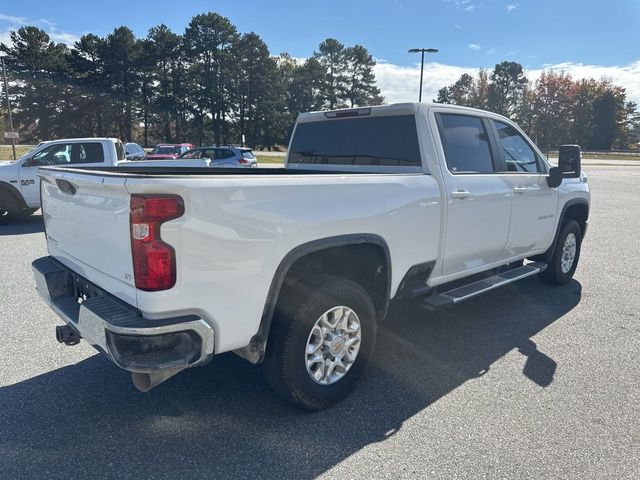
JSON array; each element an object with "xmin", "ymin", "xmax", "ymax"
[
  {"xmin": 0, "ymin": 138, "xmax": 210, "ymax": 224},
  {"xmin": 31, "ymin": 103, "xmax": 590, "ymax": 410}
]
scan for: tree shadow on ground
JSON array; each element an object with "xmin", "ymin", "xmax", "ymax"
[{"xmin": 0, "ymin": 278, "xmax": 581, "ymax": 479}]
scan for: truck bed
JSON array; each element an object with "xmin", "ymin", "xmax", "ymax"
[{"xmin": 38, "ymin": 164, "xmax": 440, "ymax": 353}]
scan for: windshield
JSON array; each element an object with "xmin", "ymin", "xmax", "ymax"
[
  {"xmin": 288, "ymin": 115, "xmax": 422, "ymax": 168},
  {"xmin": 151, "ymin": 146, "xmax": 180, "ymax": 155},
  {"xmin": 10, "ymin": 144, "xmax": 44, "ymax": 163}
]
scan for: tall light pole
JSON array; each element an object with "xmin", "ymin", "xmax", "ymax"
[
  {"xmin": 408, "ymin": 48, "xmax": 438, "ymax": 102},
  {"xmin": 1, "ymin": 56, "xmax": 17, "ymax": 160}
]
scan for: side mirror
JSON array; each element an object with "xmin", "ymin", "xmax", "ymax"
[
  {"xmin": 547, "ymin": 144, "xmax": 581, "ymax": 188},
  {"xmin": 547, "ymin": 166, "xmax": 562, "ymax": 188},
  {"xmin": 22, "ymin": 157, "xmax": 35, "ymax": 167},
  {"xmin": 558, "ymin": 144, "xmax": 581, "ymax": 177}
]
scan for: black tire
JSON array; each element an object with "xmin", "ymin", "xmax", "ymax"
[
  {"xmin": 0, "ymin": 191, "xmax": 21, "ymax": 225},
  {"xmin": 263, "ymin": 274, "xmax": 377, "ymax": 411},
  {"xmin": 539, "ymin": 219, "xmax": 582, "ymax": 285}
]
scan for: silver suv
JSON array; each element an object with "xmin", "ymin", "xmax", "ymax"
[{"xmin": 179, "ymin": 146, "xmax": 258, "ymax": 168}]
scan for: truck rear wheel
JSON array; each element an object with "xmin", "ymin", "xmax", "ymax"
[
  {"xmin": 0, "ymin": 191, "xmax": 20, "ymax": 225},
  {"xmin": 263, "ymin": 274, "xmax": 377, "ymax": 411},
  {"xmin": 539, "ymin": 219, "xmax": 582, "ymax": 285}
]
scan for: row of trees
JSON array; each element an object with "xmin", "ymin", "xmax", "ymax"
[
  {"xmin": 435, "ymin": 61, "xmax": 640, "ymax": 150},
  {"xmin": 1, "ymin": 12, "xmax": 638, "ymax": 151},
  {"xmin": 0, "ymin": 12, "xmax": 383, "ymax": 147}
]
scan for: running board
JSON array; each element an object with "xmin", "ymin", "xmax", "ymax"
[{"xmin": 421, "ymin": 262, "xmax": 547, "ymax": 310}]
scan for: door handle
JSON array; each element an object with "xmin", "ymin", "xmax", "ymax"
[
  {"xmin": 451, "ymin": 189, "xmax": 471, "ymax": 199},
  {"xmin": 513, "ymin": 186, "xmax": 527, "ymax": 194}
]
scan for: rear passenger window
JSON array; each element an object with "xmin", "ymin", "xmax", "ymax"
[
  {"xmin": 494, "ymin": 121, "xmax": 541, "ymax": 173},
  {"xmin": 74, "ymin": 143, "xmax": 105, "ymax": 163},
  {"xmin": 215, "ymin": 149, "xmax": 235, "ymax": 160},
  {"xmin": 437, "ymin": 114, "xmax": 494, "ymax": 174}
]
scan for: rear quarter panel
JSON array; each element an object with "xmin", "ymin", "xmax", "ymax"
[{"xmin": 125, "ymin": 173, "xmax": 441, "ymax": 353}]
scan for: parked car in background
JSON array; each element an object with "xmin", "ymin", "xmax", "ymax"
[
  {"xmin": 124, "ymin": 142, "xmax": 146, "ymax": 160},
  {"xmin": 179, "ymin": 146, "xmax": 258, "ymax": 167},
  {"xmin": 145, "ymin": 143, "xmax": 194, "ymax": 160},
  {"xmin": 0, "ymin": 138, "xmax": 210, "ymax": 224}
]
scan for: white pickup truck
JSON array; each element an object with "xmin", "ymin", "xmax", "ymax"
[
  {"xmin": 0, "ymin": 137, "xmax": 210, "ymax": 223},
  {"xmin": 32, "ymin": 103, "xmax": 590, "ymax": 410}
]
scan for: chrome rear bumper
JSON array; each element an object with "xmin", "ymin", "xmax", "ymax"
[{"xmin": 32, "ymin": 256, "xmax": 214, "ymax": 373}]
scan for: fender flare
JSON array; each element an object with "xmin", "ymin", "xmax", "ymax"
[
  {"xmin": 235, "ymin": 234, "xmax": 392, "ymax": 364},
  {"xmin": 539, "ymin": 198, "xmax": 589, "ymax": 263}
]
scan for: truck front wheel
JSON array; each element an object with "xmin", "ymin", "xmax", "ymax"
[
  {"xmin": 539, "ymin": 219, "xmax": 582, "ymax": 285},
  {"xmin": 0, "ymin": 191, "xmax": 20, "ymax": 225},
  {"xmin": 263, "ymin": 274, "xmax": 377, "ymax": 411}
]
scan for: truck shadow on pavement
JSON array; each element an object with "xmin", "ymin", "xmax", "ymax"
[
  {"xmin": 0, "ymin": 278, "xmax": 581, "ymax": 479},
  {"xmin": 0, "ymin": 214, "xmax": 44, "ymax": 236}
]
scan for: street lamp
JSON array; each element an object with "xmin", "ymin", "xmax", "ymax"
[
  {"xmin": 0, "ymin": 55, "xmax": 17, "ymax": 160},
  {"xmin": 408, "ymin": 48, "xmax": 438, "ymax": 102}
]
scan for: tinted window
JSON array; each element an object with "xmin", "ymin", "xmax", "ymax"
[
  {"xmin": 437, "ymin": 114, "xmax": 494, "ymax": 174},
  {"xmin": 152, "ymin": 146, "xmax": 180, "ymax": 155},
  {"xmin": 288, "ymin": 115, "xmax": 421, "ymax": 167},
  {"xmin": 75, "ymin": 143, "xmax": 104, "ymax": 163},
  {"xmin": 214, "ymin": 149, "xmax": 235, "ymax": 160},
  {"xmin": 494, "ymin": 121, "xmax": 540, "ymax": 173},
  {"xmin": 241, "ymin": 149, "xmax": 255, "ymax": 159},
  {"xmin": 29, "ymin": 143, "xmax": 104, "ymax": 166},
  {"xmin": 181, "ymin": 150, "xmax": 201, "ymax": 159},
  {"xmin": 30, "ymin": 144, "xmax": 71, "ymax": 166}
]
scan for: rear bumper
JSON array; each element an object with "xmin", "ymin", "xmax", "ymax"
[{"xmin": 32, "ymin": 256, "xmax": 214, "ymax": 373}]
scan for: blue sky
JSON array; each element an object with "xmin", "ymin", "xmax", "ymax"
[{"xmin": 1, "ymin": 0, "xmax": 640, "ymax": 103}]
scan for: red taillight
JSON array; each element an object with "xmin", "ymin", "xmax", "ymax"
[
  {"xmin": 238, "ymin": 158, "xmax": 250, "ymax": 165},
  {"xmin": 130, "ymin": 195, "xmax": 184, "ymax": 291}
]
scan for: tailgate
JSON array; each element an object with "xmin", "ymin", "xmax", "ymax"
[{"xmin": 40, "ymin": 169, "xmax": 137, "ymax": 306}]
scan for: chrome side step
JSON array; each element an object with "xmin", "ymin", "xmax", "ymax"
[{"xmin": 421, "ymin": 262, "xmax": 547, "ymax": 310}]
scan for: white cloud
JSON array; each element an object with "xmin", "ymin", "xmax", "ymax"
[
  {"xmin": 0, "ymin": 12, "xmax": 80, "ymax": 46},
  {"xmin": 446, "ymin": 1, "xmax": 483, "ymax": 13},
  {"xmin": 453, "ymin": 23, "xmax": 462, "ymax": 29},
  {"xmin": 0, "ymin": 13, "xmax": 27, "ymax": 25},
  {"xmin": 486, "ymin": 48, "xmax": 497, "ymax": 55},
  {"xmin": 375, "ymin": 62, "xmax": 480, "ymax": 103},
  {"xmin": 374, "ymin": 60, "xmax": 640, "ymax": 106},
  {"xmin": 468, "ymin": 43, "xmax": 481, "ymax": 50},
  {"xmin": 48, "ymin": 31, "xmax": 80, "ymax": 45},
  {"xmin": 505, "ymin": 4, "xmax": 519, "ymax": 12}
]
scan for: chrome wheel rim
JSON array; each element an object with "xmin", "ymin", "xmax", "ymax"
[
  {"xmin": 305, "ymin": 306, "xmax": 362, "ymax": 385},
  {"xmin": 561, "ymin": 232, "xmax": 577, "ymax": 274}
]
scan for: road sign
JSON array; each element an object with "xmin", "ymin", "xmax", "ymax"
[{"xmin": 3, "ymin": 131, "xmax": 18, "ymax": 139}]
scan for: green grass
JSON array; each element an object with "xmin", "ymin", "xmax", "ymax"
[
  {"xmin": 0, "ymin": 145, "xmax": 33, "ymax": 161},
  {"xmin": 255, "ymin": 155, "xmax": 285, "ymax": 164}
]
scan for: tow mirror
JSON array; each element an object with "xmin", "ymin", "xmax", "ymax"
[
  {"xmin": 547, "ymin": 144, "xmax": 581, "ymax": 188},
  {"xmin": 558, "ymin": 144, "xmax": 581, "ymax": 177}
]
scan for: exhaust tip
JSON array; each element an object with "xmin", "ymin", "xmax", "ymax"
[
  {"xmin": 131, "ymin": 372, "xmax": 153, "ymax": 392},
  {"xmin": 131, "ymin": 367, "xmax": 184, "ymax": 392}
]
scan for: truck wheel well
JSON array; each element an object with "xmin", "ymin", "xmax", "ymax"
[
  {"xmin": 564, "ymin": 203, "xmax": 588, "ymax": 236},
  {"xmin": 234, "ymin": 236, "xmax": 391, "ymax": 365},
  {"xmin": 0, "ymin": 182, "xmax": 26, "ymax": 209},
  {"xmin": 282, "ymin": 243, "xmax": 390, "ymax": 320}
]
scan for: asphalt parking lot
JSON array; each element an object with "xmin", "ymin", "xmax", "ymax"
[{"xmin": 0, "ymin": 166, "xmax": 638, "ymax": 479}]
